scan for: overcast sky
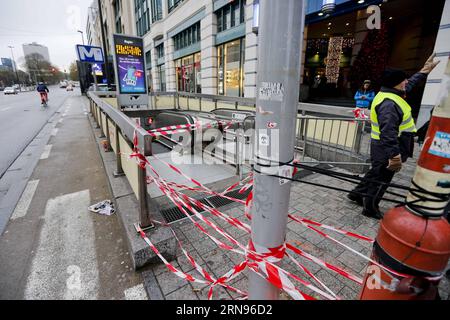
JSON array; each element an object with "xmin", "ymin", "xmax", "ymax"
[{"xmin": 0, "ymin": 0, "xmax": 93, "ymax": 72}]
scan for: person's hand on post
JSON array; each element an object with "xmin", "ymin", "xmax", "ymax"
[
  {"xmin": 387, "ymin": 154, "xmax": 402, "ymax": 172},
  {"xmin": 420, "ymin": 53, "xmax": 440, "ymax": 74}
]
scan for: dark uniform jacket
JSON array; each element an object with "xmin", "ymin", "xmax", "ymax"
[
  {"xmin": 371, "ymin": 72, "xmax": 427, "ymax": 163},
  {"xmin": 36, "ymin": 84, "xmax": 49, "ymax": 93}
]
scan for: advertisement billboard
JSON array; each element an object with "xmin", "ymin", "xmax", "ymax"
[{"xmin": 113, "ymin": 34, "xmax": 147, "ymax": 95}]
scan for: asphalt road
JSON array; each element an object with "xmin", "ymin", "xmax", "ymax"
[{"xmin": 0, "ymin": 86, "xmax": 75, "ymax": 178}]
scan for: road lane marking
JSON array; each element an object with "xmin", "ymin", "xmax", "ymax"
[
  {"xmin": 1, "ymin": 107, "xmax": 12, "ymax": 112},
  {"xmin": 40, "ymin": 145, "xmax": 53, "ymax": 160},
  {"xmin": 24, "ymin": 190, "xmax": 99, "ymax": 300},
  {"xmin": 10, "ymin": 180, "xmax": 40, "ymax": 220},
  {"xmin": 124, "ymin": 284, "xmax": 148, "ymax": 300}
]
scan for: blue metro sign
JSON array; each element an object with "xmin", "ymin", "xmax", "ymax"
[{"xmin": 76, "ymin": 45, "xmax": 104, "ymax": 63}]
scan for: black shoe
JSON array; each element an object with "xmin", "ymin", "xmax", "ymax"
[
  {"xmin": 347, "ymin": 193, "xmax": 363, "ymax": 206},
  {"xmin": 361, "ymin": 208, "xmax": 383, "ymax": 220},
  {"xmin": 446, "ymin": 269, "xmax": 450, "ymax": 279}
]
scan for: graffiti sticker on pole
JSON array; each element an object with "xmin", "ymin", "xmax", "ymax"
[
  {"xmin": 279, "ymin": 166, "xmax": 293, "ymax": 186},
  {"xmin": 428, "ymin": 131, "xmax": 450, "ymax": 159},
  {"xmin": 259, "ymin": 82, "xmax": 285, "ymax": 102}
]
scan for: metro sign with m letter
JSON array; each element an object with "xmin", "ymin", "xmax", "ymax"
[{"xmin": 76, "ymin": 45, "xmax": 104, "ymax": 63}]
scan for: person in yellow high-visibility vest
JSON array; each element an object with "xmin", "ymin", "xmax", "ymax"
[{"xmin": 348, "ymin": 54, "xmax": 440, "ymax": 219}]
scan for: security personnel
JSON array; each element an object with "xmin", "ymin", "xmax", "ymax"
[{"xmin": 348, "ymin": 54, "xmax": 440, "ymax": 219}]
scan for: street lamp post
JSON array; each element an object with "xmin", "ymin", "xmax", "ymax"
[
  {"xmin": 97, "ymin": 0, "xmax": 111, "ymax": 87},
  {"xmin": 8, "ymin": 46, "xmax": 20, "ymax": 86},
  {"xmin": 77, "ymin": 30, "xmax": 85, "ymax": 45}
]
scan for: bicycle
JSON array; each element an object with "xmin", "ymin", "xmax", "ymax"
[{"xmin": 40, "ymin": 92, "xmax": 49, "ymax": 108}]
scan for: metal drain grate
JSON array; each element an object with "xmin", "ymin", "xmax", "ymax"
[
  {"xmin": 207, "ymin": 188, "xmax": 251, "ymax": 208},
  {"xmin": 160, "ymin": 188, "xmax": 252, "ymax": 224},
  {"xmin": 161, "ymin": 199, "xmax": 210, "ymax": 223}
]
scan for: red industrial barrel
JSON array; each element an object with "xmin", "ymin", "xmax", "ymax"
[{"xmin": 359, "ymin": 206, "xmax": 450, "ymax": 300}]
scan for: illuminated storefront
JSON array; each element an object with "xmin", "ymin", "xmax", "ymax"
[
  {"xmin": 175, "ymin": 53, "xmax": 201, "ymax": 93},
  {"xmin": 215, "ymin": 0, "xmax": 246, "ymax": 97},
  {"xmin": 302, "ymin": 0, "xmax": 446, "ymax": 106},
  {"xmin": 173, "ymin": 21, "xmax": 202, "ymax": 93},
  {"xmin": 217, "ymin": 38, "xmax": 245, "ymax": 97}
]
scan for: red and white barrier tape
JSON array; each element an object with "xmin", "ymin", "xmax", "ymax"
[
  {"xmin": 147, "ymin": 120, "xmax": 236, "ymax": 138},
  {"xmin": 140, "ymin": 156, "xmax": 338, "ymax": 300},
  {"xmin": 151, "ymin": 153, "xmax": 246, "ymax": 204},
  {"xmin": 130, "ymin": 130, "xmax": 398, "ymax": 299},
  {"xmin": 288, "ymin": 214, "xmax": 374, "ymax": 243}
]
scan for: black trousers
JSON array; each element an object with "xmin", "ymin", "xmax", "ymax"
[{"xmin": 351, "ymin": 159, "xmax": 396, "ymax": 211}]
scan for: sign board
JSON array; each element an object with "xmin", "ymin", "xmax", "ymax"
[
  {"xmin": 92, "ymin": 63, "xmax": 103, "ymax": 76},
  {"xmin": 112, "ymin": 34, "xmax": 148, "ymax": 107},
  {"xmin": 76, "ymin": 45, "xmax": 104, "ymax": 63}
]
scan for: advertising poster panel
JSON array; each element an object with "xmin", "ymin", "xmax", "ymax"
[{"xmin": 113, "ymin": 34, "xmax": 147, "ymax": 95}]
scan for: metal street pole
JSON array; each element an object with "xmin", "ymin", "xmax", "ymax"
[
  {"xmin": 8, "ymin": 46, "xmax": 20, "ymax": 85},
  {"xmin": 77, "ymin": 30, "xmax": 85, "ymax": 45},
  {"xmin": 248, "ymin": 0, "xmax": 305, "ymax": 300},
  {"xmin": 97, "ymin": 0, "xmax": 111, "ymax": 87}
]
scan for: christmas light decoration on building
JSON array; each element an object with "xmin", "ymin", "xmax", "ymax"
[{"xmin": 325, "ymin": 36, "xmax": 343, "ymax": 85}]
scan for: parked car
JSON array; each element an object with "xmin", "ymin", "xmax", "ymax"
[
  {"xmin": 88, "ymin": 84, "xmax": 117, "ymax": 92},
  {"xmin": 4, "ymin": 87, "xmax": 19, "ymax": 95}
]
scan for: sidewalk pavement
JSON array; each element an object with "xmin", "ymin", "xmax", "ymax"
[
  {"xmin": 141, "ymin": 145, "xmax": 450, "ymax": 300},
  {"xmin": 0, "ymin": 95, "xmax": 147, "ymax": 300}
]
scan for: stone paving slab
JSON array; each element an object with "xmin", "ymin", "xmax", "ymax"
[{"xmin": 143, "ymin": 145, "xmax": 450, "ymax": 300}]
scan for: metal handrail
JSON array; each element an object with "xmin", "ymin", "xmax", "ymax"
[
  {"xmin": 150, "ymin": 91, "xmax": 357, "ymax": 118},
  {"xmin": 88, "ymin": 92, "xmax": 152, "ymax": 156}
]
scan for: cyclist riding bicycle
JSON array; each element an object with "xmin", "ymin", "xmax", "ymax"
[{"xmin": 37, "ymin": 82, "xmax": 49, "ymax": 105}]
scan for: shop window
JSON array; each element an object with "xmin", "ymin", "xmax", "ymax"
[
  {"xmin": 217, "ymin": 38, "xmax": 245, "ymax": 97},
  {"xmin": 175, "ymin": 53, "xmax": 201, "ymax": 93}
]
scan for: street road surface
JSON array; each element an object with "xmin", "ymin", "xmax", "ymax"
[{"xmin": 0, "ymin": 86, "xmax": 73, "ymax": 178}]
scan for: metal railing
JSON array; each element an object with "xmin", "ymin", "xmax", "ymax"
[
  {"xmin": 149, "ymin": 92, "xmax": 370, "ymax": 172},
  {"xmin": 87, "ymin": 91, "xmax": 154, "ymax": 229},
  {"xmin": 295, "ymin": 116, "xmax": 371, "ymax": 172}
]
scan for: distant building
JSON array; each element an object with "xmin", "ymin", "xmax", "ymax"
[
  {"xmin": 0, "ymin": 58, "xmax": 14, "ymax": 71},
  {"xmin": 0, "ymin": 58, "xmax": 15, "ymax": 72},
  {"xmin": 22, "ymin": 42, "xmax": 51, "ymax": 62},
  {"xmin": 87, "ymin": 1, "xmax": 102, "ymax": 46}
]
